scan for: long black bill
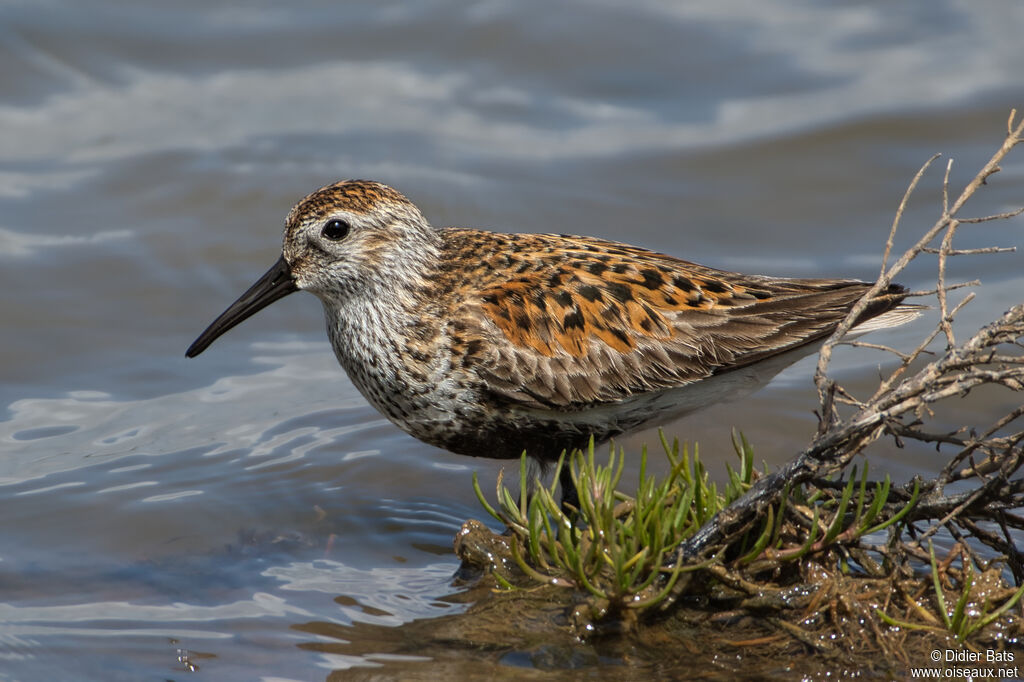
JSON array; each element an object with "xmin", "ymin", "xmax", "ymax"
[{"xmin": 185, "ymin": 255, "xmax": 299, "ymax": 358}]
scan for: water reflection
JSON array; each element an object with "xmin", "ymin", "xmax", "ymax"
[
  {"xmin": 268, "ymin": 561, "xmax": 463, "ymax": 626},
  {"xmin": 0, "ymin": 347, "xmax": 365, "ymax": 483}
]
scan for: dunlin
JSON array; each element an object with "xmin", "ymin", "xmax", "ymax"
[{"xmin": 186, "ymin": 180, "xmax": 916, "ymax": 505}]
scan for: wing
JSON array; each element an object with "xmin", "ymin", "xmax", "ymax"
[{"xmin": 439, "ymin": 230, "xmax": 904, "ymax": 411}]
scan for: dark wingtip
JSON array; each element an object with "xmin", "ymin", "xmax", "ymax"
[{"xmin": 885, "ymin": 282, "xmax": 910, "ymax": 296}]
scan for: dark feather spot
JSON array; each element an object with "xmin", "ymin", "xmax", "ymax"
[
  {"xmin": 482, "ymin": 293, "xmax": 499, "ymax": 305},
  {"xmin": 639, "ymin": 268, "xmax": 664, "ymax": 289},
  {"xmin": 672, "ymin": 276, "xmax": 695, "ymax": 292},
  {"xmin": 751, "ymin": 289, "xmax": 772, "ymax": 300},
  {"xmin": 515, "ymin": 313, "xmax": 532, "ymax": 332},
  {"xmin": 606, "ymin": 282, "xmax": 634, "ymax": 303},
  {"xmin": 611, "ymin": 263, "xmax": 630, "ymax": 274},
  {"xmin": 547, "ymin": 271, "xmax": 563, "ymax": 287},
  {"xmin": 579, "ymin": 285, "xmax": 603, "ymax": 302},
  {"xmin": 610, "ymin": 327, "xmax": 632, "ymax": 347},
  {"xmin": 585, "ymin": 261, "xmax": 608, "ymax": 276},
  {"xmin": 562, "ymin": 309, "xmax": 585, "ymax": 330},
  {"xmin": 702, "ymin": 279, "xmax": 728, "ymax": 294}
]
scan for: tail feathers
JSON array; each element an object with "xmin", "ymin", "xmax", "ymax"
[{"xmin": 850, "ymin": 303, "xmax": 923, "ymax": 334}]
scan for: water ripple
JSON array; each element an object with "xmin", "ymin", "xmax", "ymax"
[{"xmin": 0, "ymin": 347, "xmax": 372, "ymax": 487}]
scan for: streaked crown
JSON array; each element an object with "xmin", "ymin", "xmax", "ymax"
[{"xmin": 281, "ymin": 180, "xmax": 439, "ymax": 298}]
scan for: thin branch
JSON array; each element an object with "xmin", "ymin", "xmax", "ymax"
[
  {"xmin": 673, "ymin": 113, "xmax": 1024, "ymax": 567},
  {"xmin": 921, "ymin": 246, "xmax": 1016, "ymax": 255}
]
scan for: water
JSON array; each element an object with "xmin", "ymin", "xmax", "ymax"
[{"xmin": 2, "ymin": 1, "xmax": 1023, "ymax": 678}]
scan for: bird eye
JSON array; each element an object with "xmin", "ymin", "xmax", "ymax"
[{"xmin": 321, "ymin": 219, "xmax": 350, "ymax": 241}]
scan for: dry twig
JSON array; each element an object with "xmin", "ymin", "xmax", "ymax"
[{"xmin": 675, "ymin": 111, "xmax": 1024, "ymax": 567}]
